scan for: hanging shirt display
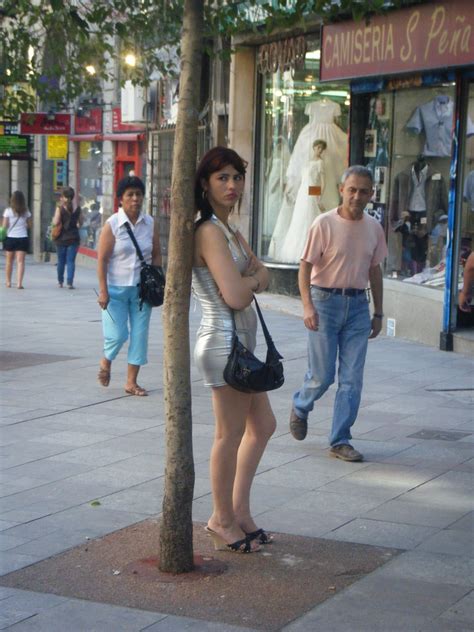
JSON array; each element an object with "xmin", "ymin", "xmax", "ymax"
[
  {"xmin": 408, "ymin": 165, "xmax": 428, "ymax": 212},
  {"xmin": 406, "ymin": 96, "xmax": 454, "ymax": 157}
]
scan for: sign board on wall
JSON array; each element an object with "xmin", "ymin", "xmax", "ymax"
[
  {"xmin": 47, "ymin": 135, "xmax": 68, "ymax": 160},
  {"xmin": 112, "ymin": 107, "xmax": 145, "ymax": 133},
  {"xmin": 74, "ymin": 108, "xmax": 102, "ymax": 134},
  {"xmin": 20, "ymin": 113, "xmax": 71, "ymax": 135},
  {"xmin": 320, "ymin": 0, "xmax": 474, "ymax": 81},
  {"xmin": 80, "ymin": 141, "xmax": 91, "ymax": 160},
  {"xmin": 0, "ymin": 122, "xmax": 31, "ymax": 160}
]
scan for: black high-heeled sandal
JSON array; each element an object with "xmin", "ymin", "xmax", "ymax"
[
  {"xmin": 205, "ymin": 526, "xmax": 259, "ymax": 553},
  {"xmin": 246, "ymin": 528, "xmax": 274, "ymax": 544}
]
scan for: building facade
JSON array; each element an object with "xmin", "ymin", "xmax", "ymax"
[{"xmin": 228, "ymin": 0, "xmax": 474, "ymax": 351}]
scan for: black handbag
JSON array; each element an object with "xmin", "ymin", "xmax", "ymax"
[
  {"xmin": 224, "ymin": 296, "xmax": 284, "ymax": 393},
  {"xmin": 125, "ymin": 222, "xmax": 165, "ymax": 310}
]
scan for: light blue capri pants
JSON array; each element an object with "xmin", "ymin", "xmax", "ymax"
[{"xmin": 102, "ymin": 285, "xmax": 152, "ymax": 366}]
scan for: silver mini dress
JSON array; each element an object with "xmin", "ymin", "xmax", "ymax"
[{"xmin": 192, "ymin": 216, "xmax": 257, "ymax": 388}]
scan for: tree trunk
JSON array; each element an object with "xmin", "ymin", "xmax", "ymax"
[{"xmin": 159, "ymin": 0, "xmax": 203, "ymax": 573}]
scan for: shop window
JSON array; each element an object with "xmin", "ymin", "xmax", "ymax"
[
  {"xmin": 352, "ymin": 83, "xmax": 460, "ymax": 288},
  {"xmin": 78, "ymin": 140, "xmax": 103, "ymax": 250},
  {"xmin": 257, "ymin": 35, "xmax": 350, "ymax": 265}
]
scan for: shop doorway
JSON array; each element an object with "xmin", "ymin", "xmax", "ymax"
[
  {"xmin": 454, "ymin": 79, "xmax": 474, "ymax": 332},
  {"xmin": 114, "ymin": 140, "xmax": 143, "ymax": 211}
]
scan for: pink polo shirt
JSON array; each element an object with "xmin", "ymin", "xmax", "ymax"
[{"xmin": 301, "ymin": 208, "xmax": 388, "ymax": 289}]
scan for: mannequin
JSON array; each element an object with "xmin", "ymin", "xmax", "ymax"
[
  {"xmin": 268, "ymin": 98, "xmax": 347, "ymax": 260},
  {"xmin": 279, "ymin": 139, "xmax": 326, "ymax": 263},
  {"xmin": 390, "ymin": 156, "xmax": 448, "ymax": 275},
  {"xmin": 263, "ymin": 136, "xmax": 291, "ymax": 240}
]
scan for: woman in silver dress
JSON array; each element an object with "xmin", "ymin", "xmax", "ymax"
[{"xmin": 193, "ymin": 147, "xmax": 276, "ymax": 553}]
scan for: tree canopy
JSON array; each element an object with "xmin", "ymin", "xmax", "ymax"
[{"xmin": 0, "ymin": 0, "xmax": 407, "ymax": 119}]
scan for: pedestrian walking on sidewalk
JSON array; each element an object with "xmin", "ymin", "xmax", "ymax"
[
  {"xmin": 193, "ymin": 147, "xmax": 276, "ymax": 553},
  {"xmin": 52, "ymin": 187, "xmax": 83, "ymax": 289},
  {"xmin": 290, "ymin": 166, "xmax": 388, "ymax": 462},
  {"xmin": 96, "ymin": 176, "xmax": 162, "ymax": 396},
  {"xmin": 3, "ymin": 190, "xmax": 32, "ymax": 289}
]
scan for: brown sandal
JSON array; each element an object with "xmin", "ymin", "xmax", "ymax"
[
  {"xmin": 98, "ymin": 367, "xmax": 111, "ymax": 387},
  {"xmin": 125, "ymin": 385, "xmax": 148, "ymax": 396}
]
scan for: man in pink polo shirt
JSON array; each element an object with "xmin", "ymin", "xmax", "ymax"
[{"xmin": 290, "ymin": 165, "xmax": 388, "ymax": 462}]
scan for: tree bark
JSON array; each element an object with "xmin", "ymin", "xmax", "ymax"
[{"xmin": 159, "ymin": 0, "xmax": 203, "ymax": 573}]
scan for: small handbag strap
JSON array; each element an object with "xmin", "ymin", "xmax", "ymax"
[
  {"xmin": 252, "ymin": 296, "xmax": 275, "ymax": 348},
  {"xmin": 230, "ymin": 295, "xmax": 275, "ymax": 351},
  {"xmin": 7, "ymin": 216, "xmax": 20, "ymax": 236},
  {"xmin": 124, "ymin": 221, "xmax": 145, "ymax": 264}
]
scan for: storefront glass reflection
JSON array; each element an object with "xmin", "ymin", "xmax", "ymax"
[
  {"xmin": 258, "ymin": 37, "xmax": 349, "ymax": 264},
  {"xmin": 78, "ymin": 140, "xmax": 103, "ymax": 250}
]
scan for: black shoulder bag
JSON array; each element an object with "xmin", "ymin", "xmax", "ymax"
[
  {"xmin": 224, "ymin": 296, "xmax": 284, "ymax": 394},
  {"xmin": 125, "ymin": 222, "xmax": 165, "ymax": 310}
]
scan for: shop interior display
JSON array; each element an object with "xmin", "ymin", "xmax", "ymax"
[
  {"xmin": 406, "ymin": 95, "xmax": 455, "ymax": 158},
  {"xmin": 268, "ymin": 97, "xmax": 347, "ymax": 261},
  {"xmin": 279, "ymin": 139, "xmax": 326, "ymax": 264},
  {"xmin": 390, "ymin": 154, "xmax": 449, "ymax": 276},
  {"xmin": 262, "ymin": 136, "xmax": 291, "ymax": 239}
]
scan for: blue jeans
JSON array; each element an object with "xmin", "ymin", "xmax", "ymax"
[
  {"xmin": 56, "ymin": 244, "xmax": 79, "ymax": 286},
  {"xmin": 102, "ymin": 285, "xmax": 152, "ymax": 366},
  {"xmin": 293, "ymin": 287, "xmax": 371, "ymax": 447}
]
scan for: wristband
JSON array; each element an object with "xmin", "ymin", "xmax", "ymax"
[{"xmin": 373, "ymin": 313, "xmax": 384, "ymax": 319}]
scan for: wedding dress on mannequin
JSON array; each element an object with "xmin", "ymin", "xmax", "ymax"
[
  {"xmin": 279, "ymin": 144, "xmax": 325, "ymax": 263},
  {"xmin": 268, "ymin": 99, "xmax": 347, "ymax": 260}
]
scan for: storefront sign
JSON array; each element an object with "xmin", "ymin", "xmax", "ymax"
[
  {"xmin": 257, "ymin": 36, "xmax": 307, "ymax": 74},
  {"xmin": 112, "ymin": 107, "xmax": 144, "ymax": 133},
  {"xmin": 320, "ymin": 0, "xmax": 474, "ymax": 81},
  {"xmin": 80, "ymin": 141, "xmax": 92, "ymax": 160},
  {"xmin": 20, "ymin": 112, "xmax": 71, "ymax": 135},
  {"xmin": 47, "ymin": 135, "xmax": 68, "ymax": 160},
  {"xmin": 74, "ymin": 108, "xmax": 103, "ymax": 134},
  {"xmin": 0, "ymin": 122, "xmax": 31, "ymax": 160}
]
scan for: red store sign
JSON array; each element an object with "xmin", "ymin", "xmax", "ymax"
[
  {"xmin": 74, "ymin": 108, "xmax": 102, "ymax": 134},
  {"xmin": 320, "ymin": 0, "xmax": 474, "ymax": 82},
  {"xmin": 20, "ymin": 113, "xmax": 71, "ymax": 135},
  {"xmin": 112, "ymin": 107, "xmax": 144, "ymax": 133}
]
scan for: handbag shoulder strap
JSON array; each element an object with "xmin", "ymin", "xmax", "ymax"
[
  {"xmin": 7, "ymin": 216, "xmax": 20, "ymax": 236},
  {"xmin": 252, "ymin": 296, "xmax": 275, "ymax": 348},
  {"xmin": 230, "ymin": 295, "xmax": 275, "ymax": 351},
  {"xmin": 124, "ymin": 221, "xmax": 145, "ymax": 263}
]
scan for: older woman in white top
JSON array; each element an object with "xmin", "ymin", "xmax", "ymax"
[{"xmin": 96, "ymin": 176, "xmax": 162, "ymax": 396}]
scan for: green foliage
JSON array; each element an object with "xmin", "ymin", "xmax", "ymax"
[{"xmin": 0, "ymin": 0, "xmax": 402, "ymax": 120}]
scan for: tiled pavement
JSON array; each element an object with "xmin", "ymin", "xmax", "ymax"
[{"xmin": 0, "ymin": 257, "xmax": 473, "ymax": 631}]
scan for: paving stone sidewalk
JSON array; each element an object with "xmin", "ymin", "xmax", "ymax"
[{"xmin": 0, "ymin": 256, "xmax": 473, "ymax": 631}]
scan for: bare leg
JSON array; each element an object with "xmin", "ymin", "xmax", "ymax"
[
  {"xmin": 16, "ymin": 252, "xmax": 26, "ymax": 288},
  {"xmin": 124, "ymin": 363, "xmax": 147, "ymax": 395},
  {"xmin": 233, "ymin": 392, "xmax": 276, "ymax": 533},
  {"xmin": 5, "ymin": 251, "xmax": 14, "ymax": 287},
  {"xmin": 207, "ymin": 386, "xmax": 259, "ymax": 549},
  {"xmin": 98, "ymin": 357, "xmax": 112, "ymax": 386}
]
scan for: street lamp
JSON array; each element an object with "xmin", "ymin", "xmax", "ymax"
[{"xmin": 124, "ymin": 53, "xmax": 136, "ymax": 68}]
